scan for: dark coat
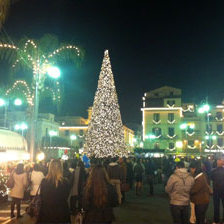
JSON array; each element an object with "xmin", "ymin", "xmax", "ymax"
[
  {"xmin": 83, "ymin": 184, "xmax": 118, "ymax": 224},
  {"xmin": 211, "ymin": 167, "xmax": 224, "ymax": 197},
  {"xmin": 190, "ymin": 173, "xmax": 210, "ymax": 205},
  {"xmin": 37, "ymin": 178, "xmax": 71, "ymax": 223},
  {"xmin": 107, "ymin": 163, "xmax": 122, "ymax": 180}
]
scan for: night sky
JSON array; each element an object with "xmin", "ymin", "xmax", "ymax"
[{"xmin": 2, "ymin": 0, "xmax": 224, "ymax": 128}]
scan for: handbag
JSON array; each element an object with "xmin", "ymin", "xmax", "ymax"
[
  {"xmin": 121, "ymin": 183, "xmax": 130, "ymax": 192},
  {"xmin": 6, "ymin": 171, "xmax": 14, "ymax": 189},
  {"xmin": 26, "ymin": 185, "xmax": 41, "ymax": 218}
]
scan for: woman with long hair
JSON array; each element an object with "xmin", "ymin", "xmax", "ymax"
[
  {"xmin": 83, "ymin": 165, "xmax": 118, "ymax": 224},
  {"xmin": 37, "ymin": 159, "xmax": 71, "ymax": 224},
  {"xmin": 9, "ymin": 163, "xmax": 27, "ymax": 218}
]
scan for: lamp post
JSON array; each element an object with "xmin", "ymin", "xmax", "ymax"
[
  {"xmin": 198, "ymin": 103, "xmax": 211, "ymax": 152},
  {"xmin": 30, "ymin": 66, "xmax": 61, "ymax": 162},
  {"xmin": 14, "ymin": 122, "xmax": 28, "ymax": 136},
  {"xmin": 0, "ymin": 98, "xmax": 23, "ymax": 128}
]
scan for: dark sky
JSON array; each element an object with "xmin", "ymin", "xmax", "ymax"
[{"xmin": 2, "ymin": 0, "xmax": 224, "ymax": 126}]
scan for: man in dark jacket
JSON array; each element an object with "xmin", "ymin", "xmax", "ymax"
[
  {"xmin": 165, "ymin": 161, "xmax": 194, "ymax": 224},
  {"xmin": 211, "ymin": 157, "xmax": 224, "ymax": 224},
  {"xmin": 107, "ymin": 157, "xmax": 123, "ymax": 204},
  {"xmin": 145, "ymin": 158, "xmax": 155, "ymax": 196}
]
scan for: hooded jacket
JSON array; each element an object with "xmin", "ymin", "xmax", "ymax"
[
  {"xmin": 190, "ymin": 172, "xmax": 210, "ymax": 205},
  {"xmin": 165, "ymin": 168, "xmax": 195, "ymax": 206}
]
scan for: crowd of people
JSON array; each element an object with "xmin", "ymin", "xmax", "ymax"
[{"xmin": 5, "ymin": 154, "xmax": 224, "ymax": 224}]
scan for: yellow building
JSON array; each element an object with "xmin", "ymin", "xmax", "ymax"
[
  {"xmin": 142, "ymin": 86, "xmax": 184, "ymax": 153},
  {"xmin": 141, "ymin": 86, "xmax": 209, "ymax": 155}
]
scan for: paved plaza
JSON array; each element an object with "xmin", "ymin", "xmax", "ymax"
[{"xmin": 0, "ymin": 184, "xmax": 218, "ymax": 224}]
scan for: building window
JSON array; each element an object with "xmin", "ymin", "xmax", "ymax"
[
  {"xmin": 154, "ymin": 143, "xmax": 160, "ymax": 149},
  {"xmin": 216, "ymin": 112, "xmax": 222, "ymax": 120},
  {"xmin": 218, "ymin": 138, "xmax": 223, "ymax": 147},
  {"xmin": 65, "ymin": 130, "xmax": 70, "ymax": 136},
  {"xmin": 45, "ymin": 128, "xmax": 48, "ymax": 137},
  {"xmin": 79, "ymin": 130, "xmax": 84, "ymax": 136},
  {"xmin": 168, "ymin": 127, "xmax": 175, "ymax": 136},
  {"xmin": 188, "ymin": 140, "xmax": 194, "ymax": 147},
  {"xmin": 217, "ymin": 124, "xmax": 223, "ymax": 132},
  {"xmin": 207, "ymin": 139, "xmax": 213, "ymax": 147},
  {"xmin": 169, "ymin": 142, "xmax": 174, "ymax": 149},
  {"xmin": 168, "ymin": 113, "xmax": 174, "ymax": 122},
  {"xmin": 152, "ymin": 127, "xmax": 161, "ymax": 136},
  {"xmin": 153, "ymin": 113, "xmax": 160, "ymax": 122},
  {"xmin": 206, "ymin": 124, "xmax": 212, "ymax": 134},
  {"xmin": 167, "ymin": 100, "xmax": 175, "ymax": 106}
]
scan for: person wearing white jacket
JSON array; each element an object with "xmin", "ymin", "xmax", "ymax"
[
  {"xmin": 9, "ymin": 163, "xmax": 27, "ymax": 218},
  {"xmin": 30, "ymin": 164, "xmax": 45, "ymax": 198}
]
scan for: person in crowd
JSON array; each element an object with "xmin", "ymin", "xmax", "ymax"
[
  {"xmin": 133, "ymin": 159, "xmax": 144, "ymax": 196},
  {"xmin": 30, "ymin": 163, "xmax": 45, "ymax": 200},
  {"xmin": 107, "ymin": 157, "xmax": 123, "ymax": 204},
  {"xmin": 39, "ymin": 161, "xmax": 48, "ymax": 176},
  {"xmin": 63, "ymin": 160, "xmax": 72, "ymax": 181},
  {"xmin": 83, "ymin": 165, "xmax": 118, "ymax": 224},
  {"xmin": 37, "ymin": 159, "xmax": 71, "ymax": 224},
  {"xmin": 165, "ymin": 161, "xmax": 195, "ymax": 224},
  {"xmin": 126, "ymin": 158, "xmax": 134, "ymax": 190},
  {"xmin": 211, "ymin": 156, "xmax": 224, "ymax": 224},
  {"xmin": 9, "ymin": 163, "xmax": 28, "ymax": 219},
  {"xmin": 70, "ymin": 160, "xmax": 86, "ymax": 215},
  {"xmin": 189, "ymin": 161, "xmax": 210, "ymax": 224},
  {"xmin": 145, "ymin": 158, "xmax": 155, "ymax": 196},
  {"xmin": 119, "ymin": 157, "xmax": 127, "ymax": 203}
]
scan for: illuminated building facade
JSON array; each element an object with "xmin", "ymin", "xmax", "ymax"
[{"xmin": 142, "ymin": 86, "xmax": 224, "ymax": 155}]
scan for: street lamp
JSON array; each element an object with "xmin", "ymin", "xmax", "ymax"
[
  {"xmin": 14, "ymin": 98, "xmax": 22, "ymax": 106},
  {"xmin": 30, "ymin": 66, "xmax": 61, "ymax": 162},
  {"xmin": 198, "ymin": 102, "xmax": 211, "ymax": 150},
  {"xmin": 14, "ymin": 122, "xmax": 28, "ymax": 136},
  {"xmin": 47, "ymin": 66, "xmax": 61, "ymax": 79}
]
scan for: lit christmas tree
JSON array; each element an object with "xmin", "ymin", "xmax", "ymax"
[{"xmin": 85, "ymin": 50, "xmax": 127, "ymax": 158}]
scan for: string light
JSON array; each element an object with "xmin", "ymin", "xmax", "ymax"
[
  {"xmin": 167, "ymin": 134, "xmax": 177, "ymax": 139},
  {"xmin": 153, "ymin": 120, "xmax": 161, "ymax": 124}
]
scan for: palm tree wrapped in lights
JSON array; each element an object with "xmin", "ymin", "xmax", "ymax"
[{"xmin": 0, "ymin": 34, "xmax": 83, "ymax": 161}]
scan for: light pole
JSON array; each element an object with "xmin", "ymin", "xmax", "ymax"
[
  {"xmin": 198, "ymin": 103, "xmax": 211, "ymax": 152},
  {"xmin": 14, "ymin": 122, "xmax": 28, "ymax": 136},
  {"xmin": 0, "ymin": 98, "xmax": 22, "ymax": 128},
  {"xmin": 30, "ymin": 66, "xmax": 61, "ymax": 162}
]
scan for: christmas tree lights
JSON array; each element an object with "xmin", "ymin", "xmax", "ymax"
[{"xmin": 84, "ymin": 50, "xmax": 127, "ymax": 158}]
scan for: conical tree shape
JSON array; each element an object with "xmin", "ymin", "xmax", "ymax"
[{"xmin": 85, "ymin": 50, "xmax": 127, "ymax": 158}]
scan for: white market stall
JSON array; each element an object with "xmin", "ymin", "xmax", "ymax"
[{"xmin": 0, "ymin": 129, "xmax": 29, "ymax": 162}]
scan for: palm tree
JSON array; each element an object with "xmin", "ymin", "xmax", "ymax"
[
  {"xmin": 0, "ymin": 33, "xmax": 83, "ymax": 109},
  {"xmin": 0, "ymin": 33, "xmax": 84, "ymax": 160}
]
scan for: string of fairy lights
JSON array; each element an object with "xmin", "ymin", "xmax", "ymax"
[
  {"xmin": 84, "ymin": 50, "xmax": 128, "ymax": 158},
  {"xmin": 0, "ymin": 38, "xmax": 81, "ymax": 107}
]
